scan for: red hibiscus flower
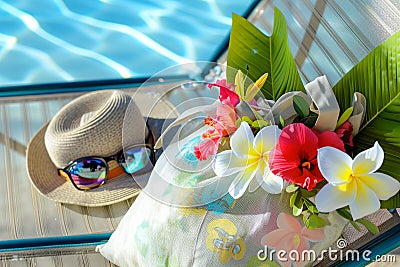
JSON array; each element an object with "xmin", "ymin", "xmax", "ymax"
[
  {"xmin": 335, "ymin": 121, "xmax": 354, "ymax": 146},
  {"xmin": 269, "ymin": 123, "xmax": 345, "ymax": 190},
  {"xmin": 208, "ymin": 79, "xmax": 240, "ymax": 106}
]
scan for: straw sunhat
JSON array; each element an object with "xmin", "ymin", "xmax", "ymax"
[{"xmin": 26, "ymin": 90, "xmax": 150, "ymax": 207}]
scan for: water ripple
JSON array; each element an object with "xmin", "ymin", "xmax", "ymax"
[
  {"xmin": 0, "ymin": 33, "xmax": 16, "ymax": 61},
  {"xmin": 0, "ymin": 0, "xmax": 254, "ymax": 86},
  {"xmin": 0, "ymin": 33, "xmax": 73, "ymax": 82},
  {"xmin": 56, "ymin": 0, "xmax": 191, "ymax": 65},
  {"xmin": 0, "ymin": 0, "xmax": 133, "ymax": 78}
]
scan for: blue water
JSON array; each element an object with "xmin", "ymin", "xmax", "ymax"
[{"xmin": 0, "ymin": 0, "xmax": 256, "ymax": 87}]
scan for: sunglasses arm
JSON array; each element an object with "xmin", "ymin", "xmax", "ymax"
[{"xmin": 58, "ymin": 169, "xmax": 70, "ymax": 182}]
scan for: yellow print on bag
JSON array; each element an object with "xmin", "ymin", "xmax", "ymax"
[{"xmin": 206, "ymin": 218, "xmax": 246, "ymax": 264}]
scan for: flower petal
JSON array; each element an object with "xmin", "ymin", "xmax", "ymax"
[
  {"xmin": 358, "ymin": 173, "xmax": 400, "ymax": 200},
  {"xmin": 258, "ymin": 168, "xmax": 283, "ymax": 194},
  {"xmin": 279, "ymin": 123, "xmax": 319, "ymax": 163},
  {"xmin": 298, "ymin": 166, "xmax": 325, "ymax": 190},
  {"xmin": 335, "ymin": 121, "xmax": 354, "ymax": 147},
  {"xmin": 234, "ymin": 70, "xmax": 245, "ymax": 98},
  {"xmin": 215, "ymin": 103, "xmax": 237, "ymax": 136},
  {"xmin": 301, "ymin": 227, "xmax": 325, "ymax": 242},
  {"xmin": 352, "ymin": 141, "xmax": 384, "ymax": 175},
  {"xmin": 210, "ymin": 79, "xmax": 240, "ymax": 106},
  {"xmin": 261, "ymin": 229, "xmax": 293, "ymax": 249},
  {"xmin": 349, "ymin": 180, "xmax": 380, "ymax": 220},
  {"xmin": 317, "ymin": 130, "xmax": 345, "ymax": 152},
  {"xmin": 269, "ymin": 143, "xmax": 302, "ymax": 179},
  {"xmin": 277, "ymin": 213, "xmax": 302, "ymax": 233},
  {"xmin": 230, "ymin": 122, "xmax": 255, "ymax": 157},
  {"xmin": 213, "ymin": 150, "xmax": 246, "ymax": 177},
  {"xmin": 315, "ymin": 182, "xmax": 356, "ymax": 212},
  {"xmin": 194, "ymin": 137, "xmax": 219, "ymax": 160},
  {"xmin": 317, "ymin": 146, "xmax": 353, "ymax": 185},
  {"xmin": 253, "ymin": 125, "xmax": 281, "ymax": 154},
  {"xmin": 248, "ymin": 156, "xmax": 267, "ymax": 193},
  {"xmin": 228, "ymin": 163, "xmax": 258, "ymax": 199},
  {"xmin": 244, "ymin": 73, "xmax": 268, "ymax": 102},
  {"xmin": 248, "ymin": 175, "xmax": 261, "ymax": 193}
]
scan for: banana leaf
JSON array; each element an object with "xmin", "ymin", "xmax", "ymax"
[
  {"xmin": 332, "ymin": 31, "xmax": 400, "ymax": 208},
  {"xmin": 227, "ymin": 7, "xmax": 304, "ymax": 101}
]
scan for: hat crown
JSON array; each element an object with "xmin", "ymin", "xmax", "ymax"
[{"xmin": 45, "ymin": 90, "xmax": 147, "ymax": 168}]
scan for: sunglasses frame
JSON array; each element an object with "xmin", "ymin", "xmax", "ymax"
[
  {"xmin": 58, "ymin": 131, "xmax": 156, "ymax": 191},
  {"xmin": 58, "ymin": 157, "xmax": 109, "ymax": 191}
]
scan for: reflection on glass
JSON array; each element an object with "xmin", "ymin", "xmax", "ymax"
[{"xmin": 121, "ymin": 147, "xmax": 151, "ymax": 174}]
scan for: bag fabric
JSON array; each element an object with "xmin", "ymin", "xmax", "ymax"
[{"xmin": 97, "ymin": 127, "xmax": 347, "ymax": 267}]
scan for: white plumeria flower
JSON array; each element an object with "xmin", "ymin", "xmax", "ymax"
[
  {"xmin": 315, "ymin": 142, "xmax": 400, "ymax": 220},
  {"xmin": 212, "ymin": 121, "xmax": 283, "ymax": 199}
]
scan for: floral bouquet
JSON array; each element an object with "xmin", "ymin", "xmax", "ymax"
[
  {"xmin": 183, "ymin": 69, "xmax": 400, "ymax": 226},
  {"xmin": 98, "ymin": 7, "xmax": 400, "ymax": 267}
]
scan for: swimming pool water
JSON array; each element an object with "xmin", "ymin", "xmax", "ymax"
[{"xmin": 0, "ymin": 0, "xmax": 257, "ymax": 87}]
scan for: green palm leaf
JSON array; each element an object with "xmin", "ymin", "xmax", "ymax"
[
  {"xmin": 332, "ymin": 31, "xmax": 400, "ymax": 208},
  {"xmin": 227, "ymin": 8, "xmax": 304, "ymax": 101}
]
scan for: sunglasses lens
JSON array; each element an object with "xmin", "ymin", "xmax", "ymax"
[
  {"xmin": 119, "ymin": 147, "xmax": 152, "ymax": 174},
  {"xmin": 68, "ymin": 159, "xmax": 107, "ymax": 190}
]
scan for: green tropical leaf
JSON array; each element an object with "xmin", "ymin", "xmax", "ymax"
[
  {"xmin": 304, "ymin": 214, "xmax": 327, "ymax": 230},
  {"xmin": 289, "ymin": 191, "xmax": 298, "ymax": 208},
  {"xmin": 336, "ymin": 107, "xmax": 354, "ymax": 129},
  {"xmin": 332, "ymin": 30, "xmax": 400, "ymax": 208},
  {"xmin": 293, "ymin": 95, "xmax": 310, "ymax": 117},
  {"xmin": 356, "ymin": 218, "xmax": 380, "ymax": 234},
  {"xmin": 227, "ymin": 8, "xmax": 304, "ymax": 101},
  {"xmin": 350, "ymin": 221, "xmax": 361, "ymax": 232},
  {"xmin": 279, "ymin": 115, "xmax": 285, "ymax": 128},
  {"xmin": 286, "ymin": 184, "xmax": 299, "ymax": 193},
  {"xmin": 336, "ymin": 208, "xmax": 353, "ymax": 221},
  {"xmin": 303, "ymin": 198, "xmax": 318, "ymax": 214}
]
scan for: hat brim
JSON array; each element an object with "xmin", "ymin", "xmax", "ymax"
[{"xmin": 27, "ymin": 122, "xmax": 148, "ymax": 207}]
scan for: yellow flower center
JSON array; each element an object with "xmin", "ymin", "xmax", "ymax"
[
  {"xmin": 261, "ymin": 152, "xmax": 269, "ymax": 161},
  {"xmin": 202, "ymin": 131, "xmax": 220, "ymax": 139},
  {"xmin": 301, "ymin": 161, "xmax": 311, "ymax": 170},
  {"xmin": 337, "ymin": 175, "xmax": 357, "ymax": 192},
  {"xmin": 292, "ymin": 234, "xmax": 301, "ymax": 247}
]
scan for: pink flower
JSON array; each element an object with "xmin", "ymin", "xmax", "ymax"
[
  {"xmin": 194, "ymin": 129, "xmax": 221, "ymax": 161},
  {"xmin": 335, "ymin": 121, "xmax": 353, "ymax": 146},
  {"xmin": 269, "ymin": 123, "xmax": 345, "ymax": 190},
  {"xmin": 208, "ymin": 79, "xmax": 240, "ymax": 106},
  {"xmin": 194, "ymin": 102, "xmax": 238, "ymax": 161},
  {"xmin": 261, "ymin": 213, "xmax": 325, "ymax": 267},
  {"xmin": 214, "ymin": 102, "xmax": 237, "ymax": 136}
]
